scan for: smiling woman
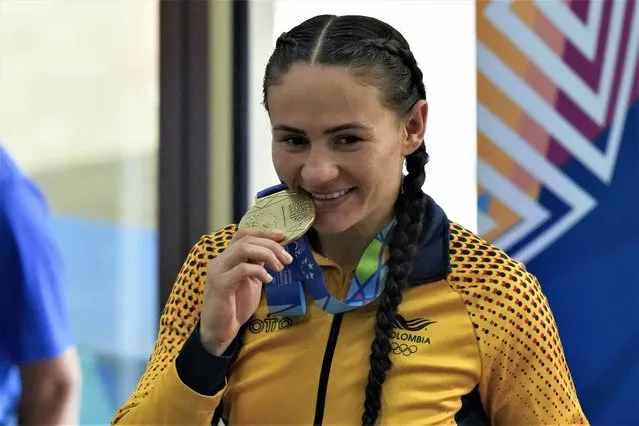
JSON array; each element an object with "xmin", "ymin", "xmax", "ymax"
[
  {"xmin": 112, "ymin": 14, "xmax": 589, "ymax": 426},
  {"xmin": 268, "ymin": 63, "xmax": 425, "ymax": 270}
]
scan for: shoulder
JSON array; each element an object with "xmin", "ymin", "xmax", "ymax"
[
  {"xmin": 0, "ymin": 149, "xmax": 56, "ymax": 267},
  {"xmin": 162, "ymin": 225, "xmax": 238, "ymax": 328},
  {"xmin": 0, "ymin": 147, "xmax": 48, "ymax": 218},
  {"xmin": 446, "ymin": 223, "xmax": 551, "ymax": 340},
  {"xmin": 197, "ymin": 224, "xmax": 238, "ymax": 256},
  {"xmin": 181, "ymin": 224, "xmax": 238, "ymax": 273},
  {"xmin": 0, "ymin": 144, "xmax": 24, "ymax": 186},
  {"xmin": 445, "ymin": 226, "xmax": 586, "ymax": 424},
  {"xmin": 447, "ymin": 222, "xmax": 540, "ymax": 295},
  {"xmin": 172, "ymin": 224, "xmax": 238, "ymax": 292}
]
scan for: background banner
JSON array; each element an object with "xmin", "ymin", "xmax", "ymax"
[{"xmin": 476, "ymin": 0, "xmax": 639, "ymax": 424}]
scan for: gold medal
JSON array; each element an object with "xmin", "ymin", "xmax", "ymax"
[{"xmin": 238, "ymin": 190, "xmax": 316, "ymax": 246}]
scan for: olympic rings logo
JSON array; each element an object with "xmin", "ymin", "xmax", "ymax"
[{"xmin": 391, "ymin": 342, "xmax": 418, "ymax": 356}]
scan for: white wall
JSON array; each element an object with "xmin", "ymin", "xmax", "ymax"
[
  {"xmin": 0, "ymin": 0, "xmax": 158, "ymax": 175},
  {"xmin": 248, "ymin": 0, "xmax": 478, "ymax": 231}
]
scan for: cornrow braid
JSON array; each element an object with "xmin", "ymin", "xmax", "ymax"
[
  {"xmin": 362, "ymin": 144, "xmax": 428, "ymax": 426},
  {"xmin": 262, "ymin": 14, "xmax": 431, "ymax": 425},
  {"xmin": 364, "ymin": 37, "xmax": 426, "ymax": 101},
  {"xmin": 358, "ymin": 36, "xmax": 429, "ymax": 426},
  {"xmin": 276, "ymin": 31, "xmax": 297, "ymax": 49}
]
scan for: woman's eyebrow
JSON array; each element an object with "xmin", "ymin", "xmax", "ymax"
[{"xmin": 272, "ymin": 122, "xmax": 371, "ymax": 135}]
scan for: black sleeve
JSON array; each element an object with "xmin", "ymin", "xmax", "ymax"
[{"xmin": 175, "ymin": 322, "xmax": 238, "ymax": 396}]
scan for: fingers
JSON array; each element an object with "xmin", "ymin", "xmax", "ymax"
[
  {"xmin": 231, "ymin": 242, "xmax": 288, "ymax": 272},
  {"xmin": 232, "ymin": 227, "xmax": 285, "ymax": 243},
  {"xmin": 226, "ymin": 262, "xmax": 273, "ymax": 285},
  {"xmin": 230, "ymin": 234, "xmax": 293, "ymax": 268},
  {"xmin": 208, "ymin": 227, "xmax": 295, "ymax": 291}
]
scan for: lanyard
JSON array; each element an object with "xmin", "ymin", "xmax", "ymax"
[{"xmin": 255, "ymin": 184, "xmax": 392, "ymax": 317}]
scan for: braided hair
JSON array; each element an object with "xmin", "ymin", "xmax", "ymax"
[{"xmin": 263, "ymin": 15, "xmax": 429, "ymax": 426}]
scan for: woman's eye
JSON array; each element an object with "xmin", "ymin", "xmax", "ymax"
[
  {"xmin": 336, "ymin": 135, "xmax": 360, "ymax": 146},
  {"xmin": 281, "ymin": 136, "xmax": 308, "ymax": 147}
]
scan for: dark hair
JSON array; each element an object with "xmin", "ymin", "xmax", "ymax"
[{"xmin": 263, "ymin": 15, "xmax": 429, "ymax": 425}]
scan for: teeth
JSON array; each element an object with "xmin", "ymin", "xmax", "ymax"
[{"xmin": 311, "ymin": 189, "xmax": 350, "ymax": 200}]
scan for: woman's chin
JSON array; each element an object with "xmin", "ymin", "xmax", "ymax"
[{"xmin": 311, "ymin": 215, "xmax": 356, "ymax": 235}]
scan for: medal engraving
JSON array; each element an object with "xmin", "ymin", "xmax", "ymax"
[{"xmin": 239, "ymin": 190, "xmax": 315, "ymax": 245}]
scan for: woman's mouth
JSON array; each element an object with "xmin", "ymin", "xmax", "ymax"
[
  {"xmin": 302, "ymin": 187, "xmax": 356, "ymax": 207},
  {"xmin": 310, "ymin": 189, "xmax": 351, "ymax": 200}
]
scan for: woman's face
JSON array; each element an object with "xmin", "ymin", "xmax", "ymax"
[{"xmin": 268, "ymin": 64, "xmax": 426, "ymax": 236}]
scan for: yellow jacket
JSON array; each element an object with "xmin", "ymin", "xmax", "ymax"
[{"xmin": 112, "ymin": 200, "xmax": 587, "ymax": 425}]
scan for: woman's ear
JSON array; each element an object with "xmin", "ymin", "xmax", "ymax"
[{"xmin": 402, "ymin": 100, "xmax": 428, "ymax": 156}]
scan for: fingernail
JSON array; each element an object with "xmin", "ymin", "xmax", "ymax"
[
  {"xmin": 267, "ymin": 273, "xmax": 273, "ymax": 282},
  {"xmin": 284, "ymin": 251, "xmax": 293, "ymax": 263}
]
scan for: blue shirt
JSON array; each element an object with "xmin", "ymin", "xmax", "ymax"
[{"xmin": 0, "ymin": 145, "xmax": 72, "ymax": 422}]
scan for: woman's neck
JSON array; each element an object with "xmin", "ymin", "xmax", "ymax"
[{"xmin": 314, "ymin": 209, "xmax": 393, "ymax": 272}]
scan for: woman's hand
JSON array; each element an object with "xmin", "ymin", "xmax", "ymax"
[{"xmin": 199, "ymin": 228, "xmax": 293, "ymax": 356}]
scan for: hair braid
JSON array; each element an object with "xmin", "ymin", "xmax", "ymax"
[
  {"xmin": 362, "ymin": 144, "xmax": 429, "ymax": 425},
  {"xmin": 262, "ymin": 14, "xmax": 431, "ymax": 425},
  {"xmin": 364, "ymin": 38, "xmax": 427, "ymax": 106}
]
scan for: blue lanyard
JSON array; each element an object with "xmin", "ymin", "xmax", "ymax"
[{"xmin": 256, "ymin": 184, "xmax": 392, "ymax": 317}]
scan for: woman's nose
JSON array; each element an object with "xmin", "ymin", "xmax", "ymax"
[{"xmin": 300, "ymin": 146, "xmax": 340, "ymax": 186}]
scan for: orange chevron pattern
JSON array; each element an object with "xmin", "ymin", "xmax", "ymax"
[{"xmin": 476, "ymin": 0, "xmax": 639, "ymax": 262}]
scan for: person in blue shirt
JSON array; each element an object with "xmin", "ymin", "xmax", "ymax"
[{"xmin": 0, "ymin": 145, "xmax": 81, "ymax": 425}]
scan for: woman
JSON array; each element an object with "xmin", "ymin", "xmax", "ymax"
[{"xmin": 112, "ymin": 14, "xmax": 588, "ymax": 426}]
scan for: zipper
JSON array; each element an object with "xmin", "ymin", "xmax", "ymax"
[{"xmin": 313, "ymin": 313, "xmax": 344, "ymax": 425}]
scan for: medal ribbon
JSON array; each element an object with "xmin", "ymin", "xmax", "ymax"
[{"xmin": 256, "ymin": 184, "xmax": 392, "ymax": 317}]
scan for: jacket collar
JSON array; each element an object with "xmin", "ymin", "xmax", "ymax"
[
  {"xmin": 255, "ymin": 183, "xmax": 451, "ymax": 284},
  {"xmin": 407, "ymin": 195, "xmax": 451, "ymax": 286}
]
